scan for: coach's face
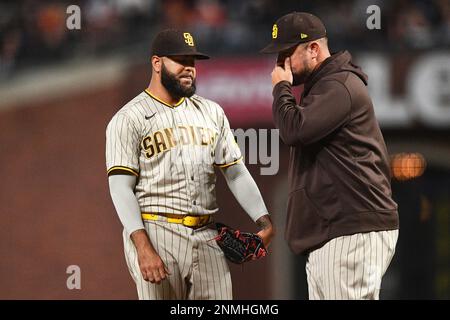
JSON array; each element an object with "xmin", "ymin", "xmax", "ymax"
[
  {"xmin": 159, "ymin": 55, "xmax": 197, "ymax": 98},
  {"xmin": 278, "ymin": 42, "xmax": 317, "ymax": 86}
]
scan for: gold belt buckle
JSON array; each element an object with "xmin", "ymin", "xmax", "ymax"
[
  {"xmin": 182, "ymin": 216, "xmax": 199, "ymax": 227},
  {"xmin": 182, "ymin": 215, "xmax": 209, "ymax": 227}
]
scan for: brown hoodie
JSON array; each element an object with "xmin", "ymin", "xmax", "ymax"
[{"xmin": 273, "ymin": 50, "xmax": 399, "ymax": 255}]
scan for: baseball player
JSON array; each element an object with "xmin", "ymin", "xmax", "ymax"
[
  {"xmin": 105, "ymin": 29, "xmax": 274, "ymax": 300},
  {"xmin": 261, "ymin": 12, "xmax": 399, "ymax": 299}
]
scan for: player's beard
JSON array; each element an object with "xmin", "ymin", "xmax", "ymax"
[
  {"xmin": 292, "ymin": 56, "xmax": 314, "ymax": 86},
  {"xmin": 161, "ymin": 62, "xmax": 196, "ymax": 99}
]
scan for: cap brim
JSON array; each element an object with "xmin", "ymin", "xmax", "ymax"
[
  {"xmin": 165, "ymin": 52, "xmax": 210, "ymax": 60},
  {"xmin": 193, "ymin": 53, "xmax": 210, "ymax": 60},
  {"xmin": 260, "ymin": 42, "xmax": 299, "ymax": 54}
]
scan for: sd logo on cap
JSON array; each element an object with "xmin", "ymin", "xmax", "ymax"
[
  {"xmin": 261, "ymin": 12, "xmax": 327, "ymax": 54},
  {"xmin": 152, "ymin": 29, "xmax": 209, "ymax": 59}
]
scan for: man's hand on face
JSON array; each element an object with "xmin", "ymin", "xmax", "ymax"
[{"xmin": 271, "ymin": 57, "xmax": 293, "ymax": 87}]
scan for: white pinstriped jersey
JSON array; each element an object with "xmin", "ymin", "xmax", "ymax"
[{"xmin": 106, "ymin": 90, "xmax": 242, "ymax": 215}]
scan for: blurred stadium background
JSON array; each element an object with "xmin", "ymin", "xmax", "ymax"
[{"xmin": 0, "ymin": 0, "xmax": 449, "ymax": 299}]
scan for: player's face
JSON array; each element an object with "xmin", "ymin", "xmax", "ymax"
[
  {"xmin": 161, "ymin": 56, "xmax": 197, "ymax": 98},
  {"xmin": 278, "ymin": 43, "xmax": 315, "ymax": 86}
]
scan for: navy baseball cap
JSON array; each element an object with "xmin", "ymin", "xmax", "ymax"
[
  {"xmin": 260, "ymin": 12, "xmax": 327, "ymax": 54},
  {"xmin": 151, "ymin": 29, "xmax": 210, "ymax": 60}
]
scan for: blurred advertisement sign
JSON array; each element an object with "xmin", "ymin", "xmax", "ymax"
[
  {"xmin": 359, "ymin": 53, "xmax": 450, "ymax": 128},
  {"xmin": 196, "ymin": 57, "xmax": 274, "ymax": 127},
  {"xmin": 196, "ymin": 54, "xmax": 450, "ymax": 128}
]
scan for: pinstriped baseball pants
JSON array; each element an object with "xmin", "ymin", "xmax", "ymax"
[
  {"xmin": 306, "ymin": 230, "xmax": 398, "ymax": 300},
  {"xmin": 123, "ymin": 220, "xmax": 232, "ymax": 300}
]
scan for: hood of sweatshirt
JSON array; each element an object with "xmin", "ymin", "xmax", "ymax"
[{"xmin": 303, "ymin": 50, "xmax": 368, "ymax": 96}]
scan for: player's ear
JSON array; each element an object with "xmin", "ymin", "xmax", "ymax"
[{"xmin": 151, "ymin": 56, "xmax": 162, "ymax": 73}]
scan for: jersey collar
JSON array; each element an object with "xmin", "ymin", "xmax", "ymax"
[{"xmin": 144, "ymin": 89, "xmax": 185, "ymax": 108}]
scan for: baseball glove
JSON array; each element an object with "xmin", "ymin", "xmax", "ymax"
[{"xmin": 213, "ymin": 222, "xmax": 267, "ymax": 264}]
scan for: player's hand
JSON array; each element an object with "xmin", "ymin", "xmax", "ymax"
[
  {"xmin": 137, "ymin": 248, "xmax": 170, "ymax": 284},
  {"xmin": 271, "ymin": 57, "xmax": 293, "ymax": 87},
  {"xmin": 131, "ymin": 229, "xmax": 170, "ymax": 284},
  {"xmin": 256, "ymin": 225, "xmax": 275, "ymax": 248},
  {"xmin": 255, "ymin": 214, "xmax": 275, "ymax": 248}
]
